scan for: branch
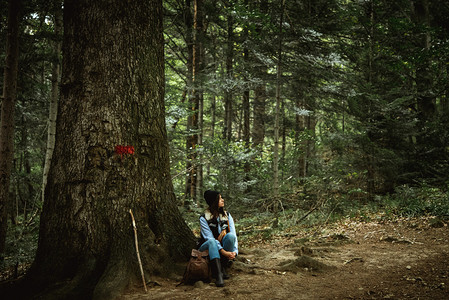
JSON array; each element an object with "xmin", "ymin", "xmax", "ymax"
[{"xmin": 129, "ymin": 209, "xmax": 148, "ymax": 293}]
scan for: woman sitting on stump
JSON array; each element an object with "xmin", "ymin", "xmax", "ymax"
[{"xmin": 198, "ymin": 190, "xmax": 238, "ymax": 287}]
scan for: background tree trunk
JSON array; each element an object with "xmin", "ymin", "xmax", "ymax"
[
  {"xmin": 194, "ymin": 0, "xmax": 205, "ymax": 205},
  {"xmin": 0, "ymin": 0, "xmax": 20, "ymax": 260},
  {"xmin": 42, "ymin": 6, "xmax": 62, "ymax": 203},
  {"xmin": 17, "ymin": 102, "xmax": 33, "ymax": 223},
  {"xmin": 9, "ymin": 1, "xmax": 195, "ymax": 298},
  {"xmin": 223, "ymin": 9, "xmax": 234, "ymax": 141},
  {"xmin": 296, "ymin": 97, "xmax": 306, "ymax": 178},
  {"xmin": 366, "ymin": 0, "xmax": 375, "ymax": 201},
  {"xmin": 184, "ymin": 0, "xmax": 198, "ymax": 203},
  {"xmin": 273, "ymin": 0, "xmax": 285, "ymax": 205},
  {"xmin": 209, "ymin": 28, "xmax": 218, "ymax": 140},
  {"xmin": 413, "ymin": 0, "xmax": 435, "ymax": 120},
  {"xmin": 242, "ymin": 16, "xmax": 250, "ymax": 147},
  {"xmin": 252, "ymin": 83, "xmax": 266, "ymax": 149},
  {"xmin": 252, "ymin": 0, "xmax": 268, "ymax": 150}
]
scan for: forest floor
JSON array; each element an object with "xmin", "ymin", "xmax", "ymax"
[{"xmin": 121, "ymin": 215, "xmax": 449, "ymax": 300}]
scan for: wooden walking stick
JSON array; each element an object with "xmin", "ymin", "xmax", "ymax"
[{"xmin": 129, "ymin": 209, "xmax": 148, "ymax": 293}]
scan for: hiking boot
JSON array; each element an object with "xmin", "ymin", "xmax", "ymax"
[
  {"xmin": 221, "ymin": 257, "xmax": 230, "ymax": 279},
  {"xmin": 211, "ymin": 258, "xmax": 224, "ymax": 287}
]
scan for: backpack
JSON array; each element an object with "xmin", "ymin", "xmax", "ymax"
[{"xmin": 179, "ymin": 249, "xmax": 211, "ymax": 285}]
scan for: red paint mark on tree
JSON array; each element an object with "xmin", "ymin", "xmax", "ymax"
[{"xmin": 115, "ymin": 145, "xmax": 135, "ymax": 158}]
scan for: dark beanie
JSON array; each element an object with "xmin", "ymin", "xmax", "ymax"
[{"xmin": 204, "ymin": 190, "xmax": 220, "ymax": 207}]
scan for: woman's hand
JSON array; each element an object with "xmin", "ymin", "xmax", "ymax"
[{"xmin": 220, "ymin": 249, "xmax": 237, "ymax": 260}]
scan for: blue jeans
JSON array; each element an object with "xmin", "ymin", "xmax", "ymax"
[{"xmin": 199, "ymin": 233, "xmax": 237, "ymax": 260}]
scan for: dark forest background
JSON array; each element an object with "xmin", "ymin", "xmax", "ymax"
[{"xmin": 1, "ymin": 0, "xmax": 449, "ymax": 280}]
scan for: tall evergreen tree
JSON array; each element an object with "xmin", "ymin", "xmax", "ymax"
[{"xmin": 7, "ymin": 0, "xmax": 195, "ymax": 298}]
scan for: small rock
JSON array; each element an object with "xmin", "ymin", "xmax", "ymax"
[
  {"xmin": 380, "ymin": 236, "xmax": 398, "ymax": 243},
  {"xmin": 194, "ymin": 281, "xmax": 205, "ymax": 288},
  {"xmin": 406, "ymin": 265, "xmax": 412, "ymax": 270},
  {"xmin": 344, "ymin": 257, "xmax": 364, "ymax": 265}
]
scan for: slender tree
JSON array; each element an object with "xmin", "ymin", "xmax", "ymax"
[
  {"xmin": 273, "ymin": 0, "xmax": 285, "ymax": 204},
  {"xmin": 412, "ymin": 0, "xmax": 435, "ymax": 121},
  {"xmin": 252, "ymin": 84, "xmax": 266, "ymax": 148},
  {"xmin": 185, "ymin": 0, "xmax": 199, "ymax": 202},
  {"xmin": 296, "ymin": 96, "xmax": 307, "ymax": 178},
  {"xmin": 42, "ymin": 5, "xmax": 63, "ymax": 203},
  {"xmin": 242, "ymin": 0, "xmax": 250, "ymax": 146},
  {"xmin": 252, "ymin": 0, "xmax": 268, "ymax": 149},
  {"xmin": 223, "ymin": 2, "xmax": 234, "ymax": 141},
  {"xmin": 193, "ymin": 0, "xmax": 205, "ymax": 204},
  {"xmin": 6, "ymin": 1, "xmax": 195, "ymax": 298},
  {"xmin": 0, "ymin": 0, "xmax": 21, "ymax": 259}
]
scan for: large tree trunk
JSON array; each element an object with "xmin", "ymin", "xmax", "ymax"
[
  {"xmin": 0, "ymin": 0, "xmax": 20, "ymax": 259},
  {"xmin": 6, "ymin": 1, "xmax": 195, "ymax": 298},
  {"xmin": 42, "ymin": 6, "xmax": 63, "ymax": 203}
]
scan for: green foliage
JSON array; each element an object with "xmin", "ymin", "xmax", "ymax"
[
  {"xmin": 201, "ymin": 138, "xmax": 273, "ymax": 212},
  {"xmin": 384, "ymin": 185, "xmax": 449, "ymax": 217}
]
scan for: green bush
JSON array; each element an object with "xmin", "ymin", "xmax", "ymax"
[{"xmin": 384, "ymin": 184, "xmax": 449, "ymax": 217}]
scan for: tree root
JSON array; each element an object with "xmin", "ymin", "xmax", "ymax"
[{"xmin": 93, "ymin": 258, "xmax": 135, "ymax": 300}]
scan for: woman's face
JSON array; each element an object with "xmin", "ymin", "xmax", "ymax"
[{"xmin": 218, "ymin": 194, "xmax": 225, "ymax": 208}]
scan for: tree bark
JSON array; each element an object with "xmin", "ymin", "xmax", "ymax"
[
  {"xmin": 42, "ymin": 6, "xmax": 63, "ymax": 203},
  {"xmin": 0, "ymin": 0, "xmax": 20, "ymax": 259},
  {"xmin": 6, "ymin": 1, "xmax": 195, "ymax": 298}
]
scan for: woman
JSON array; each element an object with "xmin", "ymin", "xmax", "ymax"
[{"xmin": 198, "ymin": 190, "xmax": 238, "ymax": 287}]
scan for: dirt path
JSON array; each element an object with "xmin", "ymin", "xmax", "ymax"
[{"xmin": 121, "ymin": 217, "xmax": 449, "ymax": 299}]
